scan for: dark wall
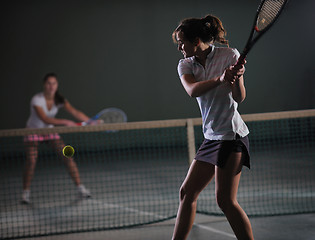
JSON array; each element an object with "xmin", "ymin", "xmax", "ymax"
[{"xmin": 1, "ymin": 0, "xmax": 314, "ymax": 129}]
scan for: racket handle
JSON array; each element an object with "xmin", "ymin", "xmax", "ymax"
[
  {"xmin": 76, "ymin": 119, "xmax": 103, "ymax": 126},
  {"xmin": 76, "ymin": 122, "xmax": 87, "ymax": 126},
  {"xmin": 237, "ymin": 45, "xmax": 250, "ymax": 65},
  {"xmin": 237, "ymin": 53, "xmax": 246, "ymax": 65}
]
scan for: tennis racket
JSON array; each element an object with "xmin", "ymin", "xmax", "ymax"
[
  {"xmin": 77, "ymin": 108, "xmax": 127, "ymax": 126},
  {"xmin": 237, "ymin": 0, "xmax": 289, "ymax": 64}
]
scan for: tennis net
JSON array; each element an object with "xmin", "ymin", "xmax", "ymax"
[{"xmin": 0, "ymin": 109, "xmax": 314, "ymax": 239}]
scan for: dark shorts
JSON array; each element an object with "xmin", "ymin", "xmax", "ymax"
[{"xmin": 195, "ymin": 134, "xmax": 250, "ymax": 169}]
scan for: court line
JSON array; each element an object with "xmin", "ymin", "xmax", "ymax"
[
  {"xmin": 104, "ymin": 202, "xmax": 167, "ymax": 218},
  {"xmin": 105, "ymin": 201, "xmax": 236, "ymax": 238},
  {"xmin": 194, "ymin": 223, "xmax": 236, "ymax": 238}
]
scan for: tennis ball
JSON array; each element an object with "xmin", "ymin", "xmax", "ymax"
[{"xmin": 62, "ymin": 145, "xmax": 75, "ymax": 158}]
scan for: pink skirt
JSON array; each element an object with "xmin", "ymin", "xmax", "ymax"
[{"xmin": 24, "ymin": 133, "xmax": 61, "ymax": 142}]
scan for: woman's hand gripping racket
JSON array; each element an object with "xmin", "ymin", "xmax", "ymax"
[
  {"xmin": 236, "ymin": 0, "xmax": 288, "ymax": 65},
  {"xmin": 77, "ymin": 108, "xmax": 127, "ymax": 126}
]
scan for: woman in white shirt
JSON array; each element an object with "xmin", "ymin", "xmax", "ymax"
[
  {"xmin": 171, "ymin": 15, "xmax": 254, "ymax": 240},
  {"xmin": 22, "ymin": 73, "xmax": 91, "ymax": 203}
]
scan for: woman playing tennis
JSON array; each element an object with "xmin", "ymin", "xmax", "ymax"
[
  {"xmin": 172, "ymin": 15, "xmax": 254, "ymax": 239},
  {"xmin": 22, "ymin": 73, "xmax": 91, "ymax": 203}
]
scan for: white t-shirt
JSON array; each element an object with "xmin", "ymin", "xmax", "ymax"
[
  {"xmin": 26, "ymin": 92, "xmax": 63, "ymax": 128},
  {"xmin": 177, "ymin": 45, "xmax": 249, "ymax": 140}
]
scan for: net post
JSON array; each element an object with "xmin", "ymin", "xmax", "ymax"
[{"xmin": 186, "ymin": 119, "xmax": 196, "ymax": 165}]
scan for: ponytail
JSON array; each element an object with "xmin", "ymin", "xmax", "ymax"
[
  {"xmin": 54, "ymin": 90, "xmax": 65, "ymax": 105},
  {"xmin": 201, "ymin": 15, "xmax": 228, "ymax": 45}
]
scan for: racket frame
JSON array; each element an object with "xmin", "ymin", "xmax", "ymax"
[
  {"xmin": 239, "ymin": 0, "xmax": 288, "ymax": 62},
  {"xmin": 76, "ymin": 108, "xmax": 127, "ymax": 126},
  {"xmin": 89, "ymin": 107, "xmax": 127, "ymax": 123}
]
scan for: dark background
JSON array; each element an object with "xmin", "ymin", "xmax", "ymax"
[{"xmin": 1, "ymin": 0, "xmax": 314, "ymax": 130}]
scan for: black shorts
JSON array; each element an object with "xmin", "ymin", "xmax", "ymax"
[{"xmin": 195, "ymin": 134, "xmax": 250, "ymax": 169}]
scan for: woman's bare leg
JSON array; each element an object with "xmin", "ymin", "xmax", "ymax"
[
  {"xmin": 23, "ymin": 141, "xmax": 39, "ymax": 190},
  {"xmin": 215, "ymin": 152, "xmax": 254, "ymax": 240},
  {"xmin": 172, "ymin": 160, "xmax": 215, "ymax": 240},
  {"xmin": 50, "ymin": 139, "xmax": 81, "ymax": 186}
]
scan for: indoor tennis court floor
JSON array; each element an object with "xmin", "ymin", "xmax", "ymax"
[{"xmin": 24, "ymin": 212, "xmax": 315, "ymax": 240}]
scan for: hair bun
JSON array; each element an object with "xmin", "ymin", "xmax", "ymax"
[
  {"xmin": 172, "ymin": 14, "xmax": 229, "ymax": 46},
  {"xmin": 204, "ymin": 22, "xmax": 211, "ymax": 28}
]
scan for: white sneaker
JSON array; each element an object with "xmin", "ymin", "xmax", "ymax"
[
  {"xmin": 77, "ymin": 185, "xmax": 91, "ymax": 198},
  {"xmin": 22, "ymin": 190, "xmax": 30, "ymax": 204}
]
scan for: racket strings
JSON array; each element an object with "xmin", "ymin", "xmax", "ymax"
[
  {"xmin": 257, "ymin": 0, "xmax": 286, "ymax": 30},
  {"xmin": 99, "ymin": 112, "xmax": 127, "ymax": 123}
]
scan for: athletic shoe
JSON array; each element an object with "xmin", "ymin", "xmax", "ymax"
[
  {"xmin": 22, "ymin": 190, "xmax": 30, "ymax": 204},
  {"xmin": 77, "ymin": 185, "xmax": 91, "ymax": 198}
]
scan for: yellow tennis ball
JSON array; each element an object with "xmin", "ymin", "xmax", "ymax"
[{"xmin": 62, "ymin": 145, "xmax": 75, "ymax": 158}]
